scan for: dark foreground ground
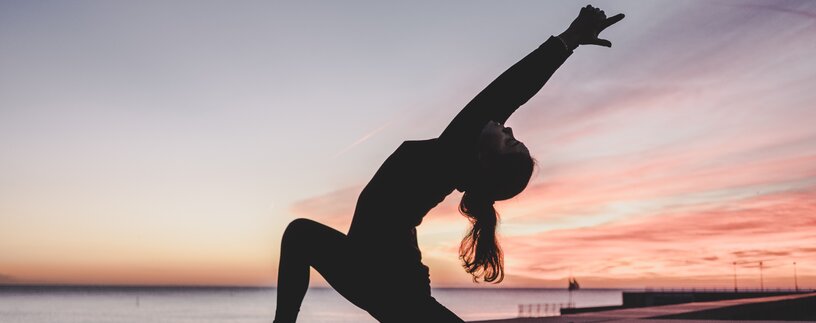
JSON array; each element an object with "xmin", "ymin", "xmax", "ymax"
[{"xmin": 470, "ymin": 292, "xmax": 816, "ymax": 323}]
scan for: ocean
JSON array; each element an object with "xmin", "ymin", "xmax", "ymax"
[{"xmin": 0, "ymin": 286, "xmax": 622, "ymax": 322}]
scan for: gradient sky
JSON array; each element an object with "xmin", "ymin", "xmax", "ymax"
[{"xmin": 1, "ymin": 0, "xmax": 815, "ymax": 289}]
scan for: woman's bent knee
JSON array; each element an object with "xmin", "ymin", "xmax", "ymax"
[
  {"xmin": 282, "ymin": 218, "xmax": 316, "ymax": 245},
  {"xmin": 285, "ymin": 218, "xmax": 316, "ymax": 234}
]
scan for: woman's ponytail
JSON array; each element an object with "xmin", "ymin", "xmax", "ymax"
[{"xmin": 458, "ymin": 191, "xmax": 504, "ymax": 283}]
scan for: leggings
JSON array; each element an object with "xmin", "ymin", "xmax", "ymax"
[{"xmin": 274, "ymin": 218, "xmax": 464, "ymax": 323}]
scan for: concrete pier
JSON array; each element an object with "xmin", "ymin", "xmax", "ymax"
[{"xmin": 470, "ymin": 292, "xmax": 816, "ymax": 322}]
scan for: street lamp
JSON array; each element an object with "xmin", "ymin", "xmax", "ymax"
[
  {"xmin": 794, "ymin": 262, "xmax": 799, "ymax": 292},
  {"xmin": 732, "ymin": 261, "xmax": 738, "ymax": 292},
  {"xmin": 759, "ymin": 261, "xmax": 764, "ymax": 292}
]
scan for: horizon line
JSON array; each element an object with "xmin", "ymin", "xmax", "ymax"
[
  {"xmin": 0, "ymin": 283, "xmax": 637, "ymax": 291},
  {"xmin": 1, "ymin": 283, "xmax": 812, "ymax": 293}
]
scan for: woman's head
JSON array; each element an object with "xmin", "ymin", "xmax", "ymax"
[
  {"xmin": 457, "ymin": 120, "xmax": 535, "ymax": 283},
  {"xmin": 479, "ymin": 120, "xmax": 530, "ymax": 157},
  {"xmin": 475, "ymin": 120, "xmax": 535, "ymax": 201}
]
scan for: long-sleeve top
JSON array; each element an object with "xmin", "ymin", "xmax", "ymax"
[{"xmin": 346, "ymin": 36, "xmax": 573, "ymax": 286}]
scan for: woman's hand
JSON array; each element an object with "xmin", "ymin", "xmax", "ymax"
[{"xmin": 558, "ymin": 5, "xmax": 625, "ymax": 49}]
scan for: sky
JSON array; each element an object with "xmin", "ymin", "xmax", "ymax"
[{"xmin": 1, "ymin": 0, "xmax": 815, "ymax": 289}]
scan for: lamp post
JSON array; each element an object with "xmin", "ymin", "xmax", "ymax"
[
  {"xmin": 759, "ymin": 261, "xmax": 764, "ymax": 291},
  {"xmin": 732, "ymin": 261, "xmax": 738, "ymax": 292},
  {"xmin": 794, "ymin": 262, "xmax": 799, "ymax": 292}
]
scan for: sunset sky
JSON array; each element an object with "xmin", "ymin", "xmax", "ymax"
[{"xmin": 1, "ymin": 0, "xmax": 815, "ymax": 289}]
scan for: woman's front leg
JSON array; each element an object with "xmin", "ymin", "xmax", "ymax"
[{"xmin": 274, "ymin": 218, "xmax": 378, "ymax": 322}]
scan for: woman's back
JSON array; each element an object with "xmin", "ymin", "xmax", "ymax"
[{"xmin": 347, "ymin": 138, "xmax": 462, "ymax": 247}]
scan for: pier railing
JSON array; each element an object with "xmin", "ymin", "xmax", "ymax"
[
  {"xmin": 517, "ymin": 302, "xmax": 575, "ymax": 317},
  {"xmin": 517, "ymin": 289, "xmax": 814, "ymax": 318}
]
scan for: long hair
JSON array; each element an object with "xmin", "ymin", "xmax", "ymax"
[
  {"xmin": 459, "ymin": 191, "xmax": 504, "ymax": 283},
  {"xmin": 459, "ymin": 152, "xmax": 534, "ymax": 283}
]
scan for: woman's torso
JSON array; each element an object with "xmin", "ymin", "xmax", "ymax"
[{"xmin": 347, "ymin": 139, "xmax": 461, "ymax": 270}]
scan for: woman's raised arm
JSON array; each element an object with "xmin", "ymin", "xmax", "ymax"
[
  {"xmin": 438, "ymin": 5, "xmax": 624, "ymax": 150},
  {"xmin": 438, "ymin": 35, "xmax": 573, "ymax": 149}
]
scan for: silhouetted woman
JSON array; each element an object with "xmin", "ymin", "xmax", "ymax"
[{"xmin": 274, "ymin": 5, "xmax": 623, "ymax": 323}]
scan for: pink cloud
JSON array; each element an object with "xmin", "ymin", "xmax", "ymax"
[{"xmin": 500, "ymin": 187, "xmax": 816, "ymax": 288}]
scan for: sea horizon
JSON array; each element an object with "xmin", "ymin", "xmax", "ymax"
[
  {"xmin": 1, "ymin": 283, "xmax": 804, "ymax": 292},
  {"xmin": 0, "ymin": 285, "xmax": 625, "ymax": 322}
]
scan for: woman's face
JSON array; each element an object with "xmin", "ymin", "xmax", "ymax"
[{"xmin": 479, "ymin": 120, "xmax": 529, "ymax": 160}]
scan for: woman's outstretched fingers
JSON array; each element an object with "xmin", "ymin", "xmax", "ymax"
[
  {"xmin": 602, "ymin": 13, "xmax": 625, "ymax": 31},
  {"xmin": 562, "ymin": 5, "xmax": 625, "ymax": 48},
  {"xmin": 587, "ymin": 38, "xmax": 612, "ymax": 47},
  {"xmin": 589, "ymin": 12, "xmax": 625, "ymax": 47}
]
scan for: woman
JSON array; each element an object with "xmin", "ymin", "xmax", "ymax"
[{"xmin": 274, "ymin": 5, "xmax": 624, "ymax": 323}]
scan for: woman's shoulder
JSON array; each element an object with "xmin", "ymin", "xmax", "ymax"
[
  {"xmin": 402, "ymin": 138, "xmax": 438, "ymax": 145},
  {"xmin": 396, "ymin": 138, "xmax": 439, "ymax": 152},
  {"xmin": 394, "ymin": 138, "xmax": 460, "ymax": 160}
]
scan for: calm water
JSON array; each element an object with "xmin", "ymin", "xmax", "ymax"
[{"xmin": 0, "ymin": 287, "xmax": 622, "ymax": 322}]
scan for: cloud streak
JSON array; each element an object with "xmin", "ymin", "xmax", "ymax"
[{"xmin": 331, "ymin": 121, "xmax": 393, "ymax": 159}]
